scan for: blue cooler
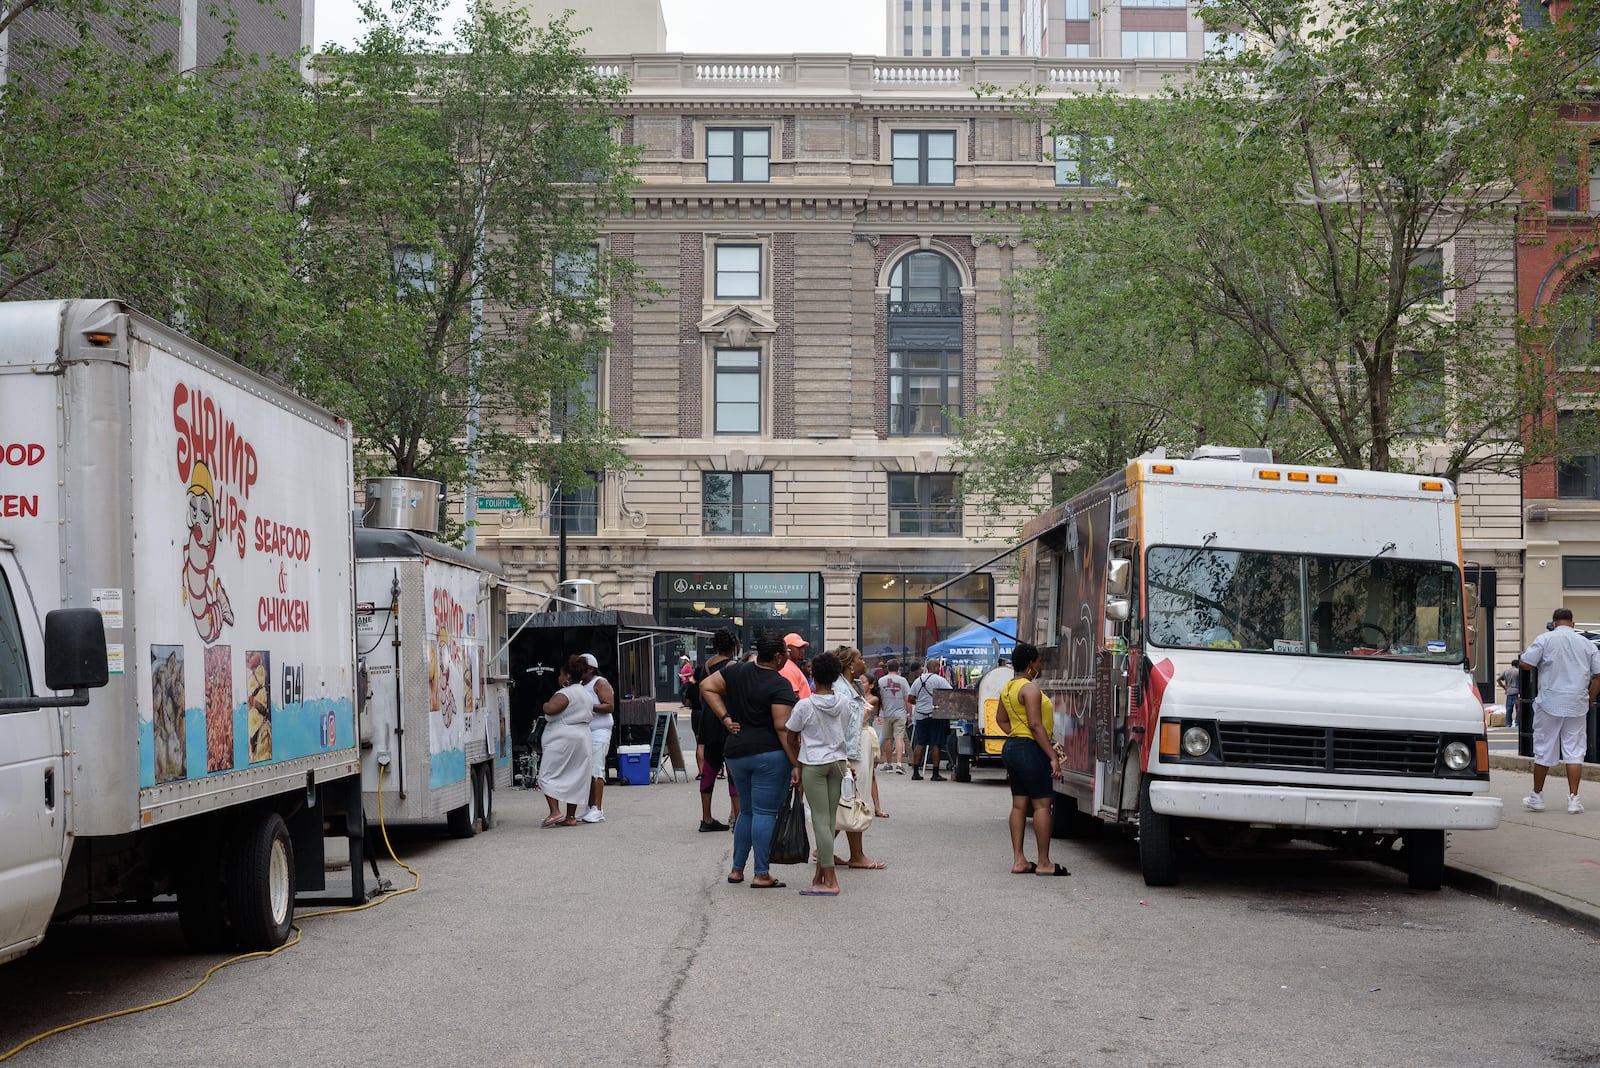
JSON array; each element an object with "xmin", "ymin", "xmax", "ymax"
[{"xmin": 617, "ymin": 744, "xmax": 652, "ymax": 785}]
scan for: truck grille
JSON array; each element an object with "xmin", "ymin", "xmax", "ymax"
[{"xmin": 1215, "ymin": 723, "xmax": 1443, "ymax": 776}]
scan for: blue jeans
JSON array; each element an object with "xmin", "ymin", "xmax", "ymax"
[
  {"xmin": 726, "ymin": 749, "xmax": 791, "ymax": 876},
  {"xmin": 1506, "ymin": 694, "xmax": 1518, "ymax": 728}
]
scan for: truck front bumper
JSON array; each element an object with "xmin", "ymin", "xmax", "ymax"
[{"xmin": 1148, "ymin": 780, "xmax": 1503, "ymax": 831}]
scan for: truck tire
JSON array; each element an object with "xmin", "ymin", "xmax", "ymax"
[
  {"xmin": 228, "ymin": 812, "xmax": 295, "ymax": 951},
  {"xmin": 1052, "ymin": 792, "xmax": 1098, "ymax": 839},
  {"xmin": 446, "ymin": 778, "xmax": 480, "ymax": 839},
  {"xmin": 475, "ymin": 764, "xmax": 495, "ymax": 831},
  {"xmin": 1138, "ymin": 777, "xmax": 1180, "ymax": 887},
  {"xmin": 953, "ymin": 753, "xmax": 972, "ymax": 783},
  {"xmin": 178, "ymin": 848, "xmax": 232, "ymax": 952},
  {"xmin": 1405, "ymin": 829, "xmax": 1446, "ymax": 891}
]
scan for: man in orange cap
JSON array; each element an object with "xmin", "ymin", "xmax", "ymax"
[{"xmin": 781, "ymin": 632, "xmax": 813, "ymax": 700}]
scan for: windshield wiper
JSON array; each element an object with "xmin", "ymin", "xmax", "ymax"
[{"xmin": 1316, "ymin": 542, "xmax": 1396, "ymax": 597}]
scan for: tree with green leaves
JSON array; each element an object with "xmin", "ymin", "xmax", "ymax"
[
  {"xmin": 298, "ymin": 0, "xmax": 640, "ymax": 529},
  {"xmin": 959, "ymin": 0, "xmax": 1600, "ymax": 513},
  {"xmin": 0, "ymin": 0, "xmax": 309, "ymax": 367}
]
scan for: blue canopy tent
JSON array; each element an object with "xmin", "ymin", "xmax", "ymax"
[{"xmin": 926, "ymin": 617, "xmax": 1017, "ymax": 667}]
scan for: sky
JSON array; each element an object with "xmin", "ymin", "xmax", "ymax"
[{"xmin": 314, "ymin": 0, "xmax": 884, "ymax": 54}]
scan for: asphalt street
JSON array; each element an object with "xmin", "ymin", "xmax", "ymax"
[{"xmin": 2, "ymin": 757, "xmax": 1598, "ymax": 1068}]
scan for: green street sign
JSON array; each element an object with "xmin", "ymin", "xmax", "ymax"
[{"xmin": 476, "ymin": 496, "xmax": 521, "ymax": 511}]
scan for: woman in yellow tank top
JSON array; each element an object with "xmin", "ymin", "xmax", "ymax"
[{"xmin": 994, "ymin": 642, "xmax": 1067, "ymax": 876}]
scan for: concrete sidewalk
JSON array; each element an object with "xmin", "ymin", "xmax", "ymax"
[{"xmin": 1442, "ymin": 756, "xmax": 1600, "ymax": 936}]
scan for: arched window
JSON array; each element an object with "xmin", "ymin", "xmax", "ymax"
[
  {"xmin": 1553, "ymin": 271, "xmax": 1600, "ymax": 368},
  {"xmin": 886, "ymin": 251, "xmax": 963, "ymax": 436}
]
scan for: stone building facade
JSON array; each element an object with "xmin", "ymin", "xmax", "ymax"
[{"xmin": 466, "ymin": 52, "xmax": 1527, "ymax": 700}]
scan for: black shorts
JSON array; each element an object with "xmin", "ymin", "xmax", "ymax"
[
  {"xmin": 1002, "ymin": 737, "xmax": 1054, "ymax": 799},
  {"xmin": 912, "ymin": 718, "xmax": 949, "ymax": 748}
]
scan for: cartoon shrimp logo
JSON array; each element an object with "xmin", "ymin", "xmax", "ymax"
[{"xmin": 182, "ymin": 461, "xmax": 235, "ymax": 643}]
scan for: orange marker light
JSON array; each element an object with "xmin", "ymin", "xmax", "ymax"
[
  {"xmin": 1288, "ymin": 471, "xmax": 1309, "ymax": 482},
  {"xmin": 1316, "ymin": 474, "xmax": 1338, "ymax": 484},
  {"xmin": 1159, "ymin": 721, "xmax": 1181, "ymax": 757},
  {"xmin": 1151, "ymin": 463, "xmax": 1175, "ymax": 474},
  {"xmin": 1258, "ymin": 470, "xmax": 1281, "ymax": 481},
  {"xmin": 1476, "ymin": 739, "xmax": 1489, "ymax": 774},
  {"xmin": 1421, "ymin": 480, "xmax": 1444, "ymax": 491}
]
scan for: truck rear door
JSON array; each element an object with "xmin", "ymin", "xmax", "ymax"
[{"xmin": 0, "ymin": 558, "xmax": 68, "ymax": 959}]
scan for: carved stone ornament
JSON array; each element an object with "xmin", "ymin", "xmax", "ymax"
[{"xmin": 697, "ymin": 305, "xmax": 778, "ymax": 349}]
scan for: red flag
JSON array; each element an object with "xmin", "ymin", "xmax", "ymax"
[{"xmin": 925, "ymin": 600, "xmax": 939, "ymax": 641}]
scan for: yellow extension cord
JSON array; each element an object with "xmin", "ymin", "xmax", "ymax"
[{"xmin": 0, "ymin": 764, "xmax": 420, "ymax": 1063}]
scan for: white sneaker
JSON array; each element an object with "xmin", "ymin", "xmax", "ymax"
[
  {"xmin": 1522, "ymin": 793, "xmax": 1546, "ymax": 812},
  {"xmin": 1569, "ymin": 795, "xmax": 1584, "ymax": 815},
  {"xmin": 579, "ymin": 808, "xmax": 604, "ymax": 824}
]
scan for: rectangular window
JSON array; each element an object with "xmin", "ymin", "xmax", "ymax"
[
  {"xmin": 888, "ymin": 350, "xmax": 962, "ymax": 435},
  {"xmin": 551, "ymin": 351, "xmax": 602, "ymax": 431},
  {"xmin": 1589, "ymin": 142, "xmax": 1600, "ymax": 210},
  {"xmin": 706, "ymin": 128, "xmax": 771, "ymax": 183},
  {"xmin": 924, "ymin": 20, "xmax": 931, "ymax": 54},
  {"xmin": 888, "ymin": 474, "xmax": 962, "ymax": 536},
  {"xmin": 1553, "ymin": 152, "xmax": 1579, "ymax": 211},
  {"xmin": 1521, "ymin": 0, "xmax": 1547, "ymax": 29},
  {"xmin": 904, "ymin": 24, "xmax": 912, "ymax": 55},
  {"xmin": 549, "ymin": 473, "xmax": 599, "ymax": 536},
  {"xmin": 1559, "ymin": 410, "xmax": 1600, "ymax": 499},
  {"xmin": 1123, "ymin": 0, "xmax": 1185, "ymax": 5},
  {"xmin": 1063, "ymin": 0, "xmax": 1088, "ymax": 16},
  {"xmin": 1563, "ymin": 555, "xmax": 1600, "ymax": 589},
  {"xmin": 1407, "ymin": 248, "xmax": 1446, "ymax": 306},
  {"xmin": 393, "ymin": 248, "xmax": 435, "ymax": 294},
  {"xmin": 714, "ymin": 349, "xmax": 762, "ymax": 434},
  {"xmin": 1204, "ymin": 31, "xmax": 1243, "ymax": 58},
  {"xmin": 1053, "ymin": 133, "xmax": 1114, "ymax": 186},
  {"xmin": 702, "ymin": 472, "xmax": 773, "ymax": 535},
  {"xmin": 1400, "ymin": 350, "xmax": 1447, "ymax": 438},
  {"xmin": 892, "ymin": 130, "xmax": 957, "ymax": 185},
  {"xmin": 1060, "ymin": 43, "xmax": 1089, "ymax": 57},
  {"xmin": 553, "ymin": 244, "xmax": 598, "ymax": 297},
  {"xmin": 1122, "ymin": 30, "xmax": 1188, "ymax": 56},
  {"xmin": 714, "ymin": 244, "xmax": 762, "ymax": 299}
]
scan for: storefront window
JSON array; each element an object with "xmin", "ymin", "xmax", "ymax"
[
  {"xmin": 858, "ymin": 571, "xmax": 993, "ymax": 664},
  {"xmin": 653, "ymin": 572, "xmax": 824, "ymax": 699}
]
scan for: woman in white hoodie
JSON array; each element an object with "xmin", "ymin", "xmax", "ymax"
[{"xmin": 785, "ymin": 652, "xmax": 850, "ymax": 897}]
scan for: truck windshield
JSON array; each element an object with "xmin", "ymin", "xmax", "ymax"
[
  {"xmin": 1146, "ymin": 546, "xmax": 1465, "ymax": 662},
  {"xmin": 0, "ymin": 570, "xmax": 32, "ymax": 699}
]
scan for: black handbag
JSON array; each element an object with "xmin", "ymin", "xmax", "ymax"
[{"xmin": 768, "ymin": 783, "xmax": 810, "ymax": 865}]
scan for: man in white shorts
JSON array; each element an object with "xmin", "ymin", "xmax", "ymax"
[
  {"xmin": 875, "ymin": 660, "xmax": 909, "ymax": 772},
  {"xmin": 1516, "ymin": 607, "xmax": 1600, "ymax": 814},
  {"xmin": 579, "ymin": 653, "xmax": 616, "ymax": 823}
]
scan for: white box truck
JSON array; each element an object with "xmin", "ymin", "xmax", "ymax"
[
  {"xmin": 1008, "ymin": 448, "xmax": 1501, "ymax": 889},
  {"xmin": 354, "ymin": 524, "xmax": 511, "ymax": 836},
  {"xmin": 0, "ymin": 300, "xmax": 362, "ymax": 964}
]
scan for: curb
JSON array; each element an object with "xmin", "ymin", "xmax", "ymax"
[
  {"xmin": 1489, "ymin": 753, "xmax": 1600, "ymax": 782},
  {"xmin": 1443, "ymin": 860, "xmax": 1600, "ymax": 940}
]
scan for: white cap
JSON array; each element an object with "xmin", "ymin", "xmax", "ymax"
[{"xmin": 580, "ymin": 653, "xmax": 598, "ymax": 668}]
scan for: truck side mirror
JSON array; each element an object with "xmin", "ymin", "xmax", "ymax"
[
  {"xmin": 1106, "ymin": 558, "xmax": 1132, "ymax": 597},
  {"xmin": 44, "ymin": 608, "xmax": 110, "ymax": 691},
  {"xmin": 1106, "ymin": 596, "xmax": 1131, "ymax": 622}
]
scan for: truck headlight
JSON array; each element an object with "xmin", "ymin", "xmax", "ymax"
[
  {"xmin": 1442, "ymin": 741, "xmax": 1472, "ymax": 771},
  {"xmin": 1181, "ymin": 725, "xmax": 1213, "ymax": 757}
]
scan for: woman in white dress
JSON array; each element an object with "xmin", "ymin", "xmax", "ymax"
[{"xmin": 539, "ymin": 656, "xmax": 596, "ymax": 827}]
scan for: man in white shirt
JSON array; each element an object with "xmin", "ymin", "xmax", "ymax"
[
  {"xmin": 875, "ymin": 660, "xmax": 909, "ymax": 773},
  {"xmin": 908, "ymin": 658, "xmax": 953, "ymax": 781},
  {"xmin": 1516, "ymin": 607, "xmax": 1600, "ymax": 814}
]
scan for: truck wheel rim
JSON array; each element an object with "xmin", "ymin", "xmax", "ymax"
[{"xmin": 269, "ymin": 838, "xmax": 290, "ymax": 924}]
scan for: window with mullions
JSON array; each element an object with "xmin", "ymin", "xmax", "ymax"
[
  {"xmin": 549, "ymin": 473, "xmax": 599, "ymax": 535},
  {"xmin": 889, "ymin": 474, "xmax": 962, "ymax": 536},
  {"xmin": 887, "ymin": 251, "xmax": 964, "ymax": 436},
  {"xmin": 891, "ymin": 130, "xmax": 957, "ymax": 186},
  {"xmin": 1053, "ymin": 133, "xmax": 1114, "ymax": 186},
  {"xmin": 1406, "ymin": 248, "xmax": 1446, "ymax": 306},
  {"xmin": 714, "ymin": 349, "xmax": 762, "ymax": 434},
  {"xmin": 551, "ymin": 352, "xmax": 602, "ymax": 432},
  {"xmin": 889, "ymin": 350, "xmax": 962, "ymax": 435},
  {"xmin": 1122, "ymin": 30, "xmax": 1187, "ymax": 57},
  {"xmin": 706, "ymin": 128, "xmax": 770, "ymax": 183},
  {"xmin": 553, "ymin": 245, "xmax": 599, "ymax": 297},
  {"xmin": 1552, "ymin": 272, "xmax": 1600, "ymax": 367},
  {"xmin": 1558, "ymin": 410, "xmax": 1600, "ymax": 499},
  {"xmin": 714, "ymin": 245, "xmax": 762, "ymax": 299},
  {"xmin": 703, "ymin": 472, "xmax": 772, "ymax": 535},
  {"xmin": 858, "ymin": 570, "xmax": 993, "ymax": 662}
]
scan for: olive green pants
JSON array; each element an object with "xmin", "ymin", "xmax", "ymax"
[{"xmin": 800, "ymin": 760, "xmax": 846, "ymax": 867}]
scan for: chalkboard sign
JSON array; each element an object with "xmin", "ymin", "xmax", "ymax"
[{"xmin": 648, "ymin": 709, "xmax": 690, "ymax": 783}]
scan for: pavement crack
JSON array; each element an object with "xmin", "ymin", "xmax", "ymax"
[{"xmin": 655, "ymin": 875, "xmax": 716, "ymax": 1067}]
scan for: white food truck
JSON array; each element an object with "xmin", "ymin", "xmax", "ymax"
[
  {"xmin": 0, "ymin": 300, "xmax": 362, "ymax": 963},
  {"xmin": 1010, "ymin": 447, "xmax": 1501, "ymax": 888},
  {"xmin": 354, "ymin": 521, "xmax": 511, "ymax": 837}
]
